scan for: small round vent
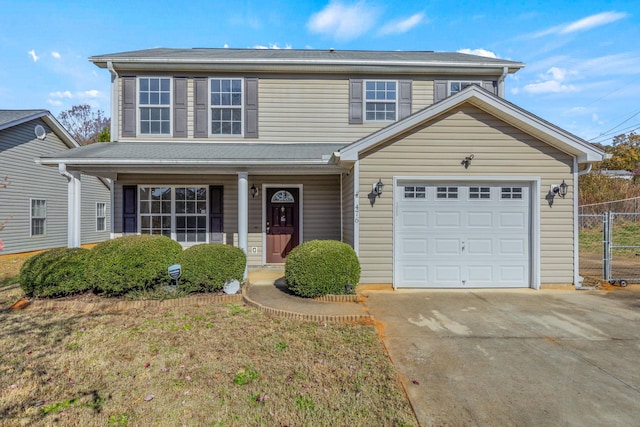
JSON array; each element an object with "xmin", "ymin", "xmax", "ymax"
[{"xmin": 34, "ymin": 125, "xmax": 46, "ymax": 140}]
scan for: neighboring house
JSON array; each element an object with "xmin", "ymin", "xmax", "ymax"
[
  {"xmin": 0, "ymin": 110, "xmax": 111, "ymax": 254},
  {"xmin": 38, "ymin": 48, "xmax": 606, "ymax": 289},
  {"xmin": 598, "ymin": 169, "xmax": 634, "ymax": 180}
]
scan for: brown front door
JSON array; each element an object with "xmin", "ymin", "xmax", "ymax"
[{"xmin": 266, "ymin": 188, "xmax": 299, "ymax": 263}]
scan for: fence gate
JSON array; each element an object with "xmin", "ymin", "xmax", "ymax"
[
  {"xmin": 604, "ymin": 212, "xmax": 640, "ymax": 286},
  {"xmin": 579, "ymin": 211, "xmax": 640, "ymax": 285}
]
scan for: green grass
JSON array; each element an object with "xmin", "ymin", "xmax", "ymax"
[
  {"xmin": 0, "ymin": 272, "xmax": 417, "ymax": 426},
  {"xmin": 580, "ymin": 222, "xmax": 640, "ymax": 257}
]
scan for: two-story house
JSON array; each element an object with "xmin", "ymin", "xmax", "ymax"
[{"xmin": 39, "ymin": 48, "xmax": 605, "ymax": 289}]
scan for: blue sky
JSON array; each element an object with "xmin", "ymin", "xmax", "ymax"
[{"xmin": 1, "ymin": 0, "xmax": 638, "ymax": 144}]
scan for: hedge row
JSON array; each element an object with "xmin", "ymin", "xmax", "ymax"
[{"xmin": 20, "ymin": 235, "xmax": 246, "ymax": 298}]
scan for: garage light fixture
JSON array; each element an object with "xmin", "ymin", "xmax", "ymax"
[
  {"xmin": 461, "ymin": 154, "xmax": 474, "ymax": 169},
  {"xmin": 250, "ymin": 185, "xmax": 259, "ymax": 198},
  {"xmin": 373, "ymin": 179, "xmax": 384, "ymax": 197},
  {"xmin": 552, "ymin": 180, "xmax": 568, "ymax": 198}
]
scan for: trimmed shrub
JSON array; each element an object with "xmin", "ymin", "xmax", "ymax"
[
  {"xmin": 85, "ymin": 235, "xmax": 183, "ymax": 296},
  {"xmin": 19, "ymin": 248, "xmax": 90, "ymax": 297},
  {"xmin": 285, "ymin": 240, "xmax": 360, "ymax": 297},
  {"xmin": 178, "ymin": 244, "xmax": 246, "ymax": 292}
]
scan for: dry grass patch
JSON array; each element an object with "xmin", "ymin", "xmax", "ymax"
[{"xmin": 0, "ymin": 300, "xmax": 416, "ymax": 426}]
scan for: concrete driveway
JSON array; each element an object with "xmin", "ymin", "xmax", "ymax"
[{"xmin": 363, "ymin": 287, "xmax": 640, "ymax": 426}]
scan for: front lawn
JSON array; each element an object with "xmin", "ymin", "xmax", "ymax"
[{"xmin": 0, "ymin": 257, "xmax": 416, "ymax": 426}]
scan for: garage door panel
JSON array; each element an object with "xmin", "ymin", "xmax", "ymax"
[
  {"xmin": 395, "ymin": 183, "xmax": 530, "ymax": 289},
  {"xmin": 467, "ymin": 212, "xmax": 493, "ymax": 228},
  {"xmin": 435, "ymin": 212, "xmax": 460, "ymax": 228}
]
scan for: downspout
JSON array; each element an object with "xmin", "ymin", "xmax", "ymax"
[
  {"xmin": 497, "ymin": 66, "xmax": 508, "ymax": 98},
  {"xmin": 107, "ymin": 61, "xmax": 118, "ymax": 142}
]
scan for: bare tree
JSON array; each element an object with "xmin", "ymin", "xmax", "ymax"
[{"xmin": 58, "ymin": 104, "xmax": 110, "ymax": 145}]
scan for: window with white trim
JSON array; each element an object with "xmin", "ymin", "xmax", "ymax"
[
  {"xmin": 96, "ymin": 202, "xmax": 107, "ymax": 232},
  {"xmin": 501, "ymin": 187, "xmax": 523, "ymax": 199},
  {"xmin": 365, "ymin": 80, "xmax": 397, "ymax": 121},
  {"xmin": 436, "ymin": 187, "xmax": 458, "ymax": 199},
  {"xmin": 404, "ymin": 186, "xmax": 426, "ymax": 199},
  {"xmin": 139, "ymin": 77, "xmax": 171, "ymax": 134},
  {"xmin": 469, "ymin": 187, "xmax": 491, "ymax": 199},
  {"xmin": 139, "ymin": 187, "xmax": 208, "ymax": 244},
  {"xmin": 210, "ymin": 78, "xmax": 243, "ymax": 135},
  {"xmin": 30, "ymin": 199, "xmax": 46, "ymax": 236},
  {"xmin": 449, "ymin": 81, "xmax": 481, "ymax": 96}
]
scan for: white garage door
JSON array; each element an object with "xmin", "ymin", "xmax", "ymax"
[{"xmin": 395, "ymin": 183, "xmax": 530, "ymax": 288}]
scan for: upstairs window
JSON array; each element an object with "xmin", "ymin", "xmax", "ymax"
[
  {"xmin": 139, "ymin": 77, "xmax": 171, "ymax": 134},
  {"xmin": 449, "ymin": 81, "xmax": 481, "ymax": 96},
  {"xmin": 365, "ymin": 80, "xmax": 396, "ymax": 121},
  {"xmin": 211, "ymin": 78, "xmax": 243, "ymax": 135}
]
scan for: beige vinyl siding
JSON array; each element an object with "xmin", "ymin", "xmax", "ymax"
[
  {"xmin": 341, "ymin": 170, "xmax": 355, "ymax": 247},
  {"xmin": 358, "ymin": 104, "xmax": 574, "ymax": 285},
  {"xmin": 0, "ymin": 119, "xmax": 108, "ymax": 254},
  {"xmin": 118, "ymin": 76, "xmax": 436, "ymax": 143},
  {"xmin": 113, "ymin": 174, "xmax": 340, "ymax": 266}
]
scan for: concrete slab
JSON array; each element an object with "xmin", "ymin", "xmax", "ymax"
[{"xmin": 363, "ymin": 287, "xmax": 640, "ymax": 427}]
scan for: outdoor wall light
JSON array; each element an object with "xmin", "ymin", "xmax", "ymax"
[
  {"xmin": 551, "ymin": 180, "xmax": 568, "ymax": 198},
  {"xmin": 461, "ymin": 154, "xmax": 474, "ymax": 169},
  {"xmin": 373, "ymin": 179, "xmax": 384, "ymax": 197},
  {"xmin": 250, "ymin": 185, "xmax": 259, "ymax": 198}
]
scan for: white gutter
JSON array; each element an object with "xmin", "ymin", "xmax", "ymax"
[
  {"xmin": 498, "ymin": 66, "xmax": 508, "ymax": 98},
  {"xmin": 578, "ymin": 163, "xmax": 592, "ymax": 176},
  {"xmin": 107, "ymin": 61, "xmax": 118, "ymax": 142},
  {"xmin": 574, "ymin": 159, "xmax": 597, "ymax": 290}
]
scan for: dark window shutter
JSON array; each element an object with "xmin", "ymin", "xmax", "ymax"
[
  {"xmin": 434, "ymin": 80, "xmax": 447, "ymax": 103},
  {"xmin": 122, "ymin": 185, "xmax": 137, "ymax": 234},
  {"xmin": 349, "ymin": 79, "xmax": 363, "ymax": 124},
  {"xmin": 244, "ymin": 77, "xmax": 259, "ymax": 138},
  {"xmin": 173, "ymin": 77, "xmax": 187, "ymax": 138},
  {"xmin": 194, "ymin": 77, "xmax": 208, "ymax": 138},
  {"xmin": 122, "ymin": 77, "xmax": 136, "ymax": 137},
  {"xmin": 482, "ymin": 80, "xmax": 497, "ymax": 95},
  {"xmin": 209, "ymin": 185, "xmax": 223, "ymax": 243},
  {"xmin": 398, "ymin": 80, "xmax": 412, "ymax": 120}
]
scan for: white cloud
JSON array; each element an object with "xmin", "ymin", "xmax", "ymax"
[
  {"xmin": 307, "ymin": 1, "xmax": 379, "ymax": 41},
  {"xmin": 49, "ymin": 90, "xmax": 73, "ymax": 99},
  {"xmin": 523, "ymin": 67, "xmax": 578, "ymax": 94},
  {"xmin": 28, "ymin": 49, "xmax": 39, "ymax": 62},
  {"xmin": 252, "ymin": 43, "xmax": 292, "ymax": 50},
  {"xmin": 379, "ymin": 12, "xmax": 425, "ymax": 35},
  {"xmin": 531, "ymin": 11, "xmax": 628, "ymax": 38},
  {"xmin": 223, "ymin": 44, "xmax": 229, "ymax": 48},
  {"xmin": 47, "ymin": 99, "xmax": 63, "ymax": 107},
  {"xmin": 561, "ymin": 11, "xmax": 627, "ymax": 34},
  {"xmin": 79, "ymin": 90, "xmax": 102, "ymax": 98},
  {"xmin": 51, "ymin": 51, "xmax": 61, "ymax": 59},
  {"xmin": 457, "ymin": 48, "xmax": 498, "ymax": 59}
]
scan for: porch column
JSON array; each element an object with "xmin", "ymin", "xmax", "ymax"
[
  {"xmin": 59, "ymin": 164, "xmax": 81, "ymax": 248},
  {"xmin": 237, "ymin": 172, "xmax": 249, "ymax": 277}
]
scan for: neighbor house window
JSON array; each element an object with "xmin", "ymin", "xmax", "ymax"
[
  {"xmin": 365, "ymin": 80, "xmax": 397, "ymax": 121},
  {"xmin": 96, "ymin": 202, "xmax": 106, "ymax": 232},
  {"xmin": 139, "ymin": 187, "xmax": 208, "ymax": 244},
  {"xmin": 139, "ymin": 77, "xmax": 171, "ymax": 134},
  {"xmin": 211, "ymin": 78, "xmax": 243, "ymax": 135},
  {"xmin": 30, "ymin": 199, "xmax": 46, "ymax": 236},
  {"xmin": 449, "ymin": 81, "xmax": 481, "ymax": 96}
]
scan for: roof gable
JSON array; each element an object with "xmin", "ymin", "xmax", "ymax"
[
  {"xmin": 338, "ymin": 85, "xmax": 605, "ymax": 164},
  {"xmin": 0, "ymin": 109, "xmax": 79, "ymax": 149}
]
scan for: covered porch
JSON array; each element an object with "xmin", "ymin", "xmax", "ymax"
[{"xmin": 38, "ymin": 142, "xmax": 347, "ymax": 269}]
